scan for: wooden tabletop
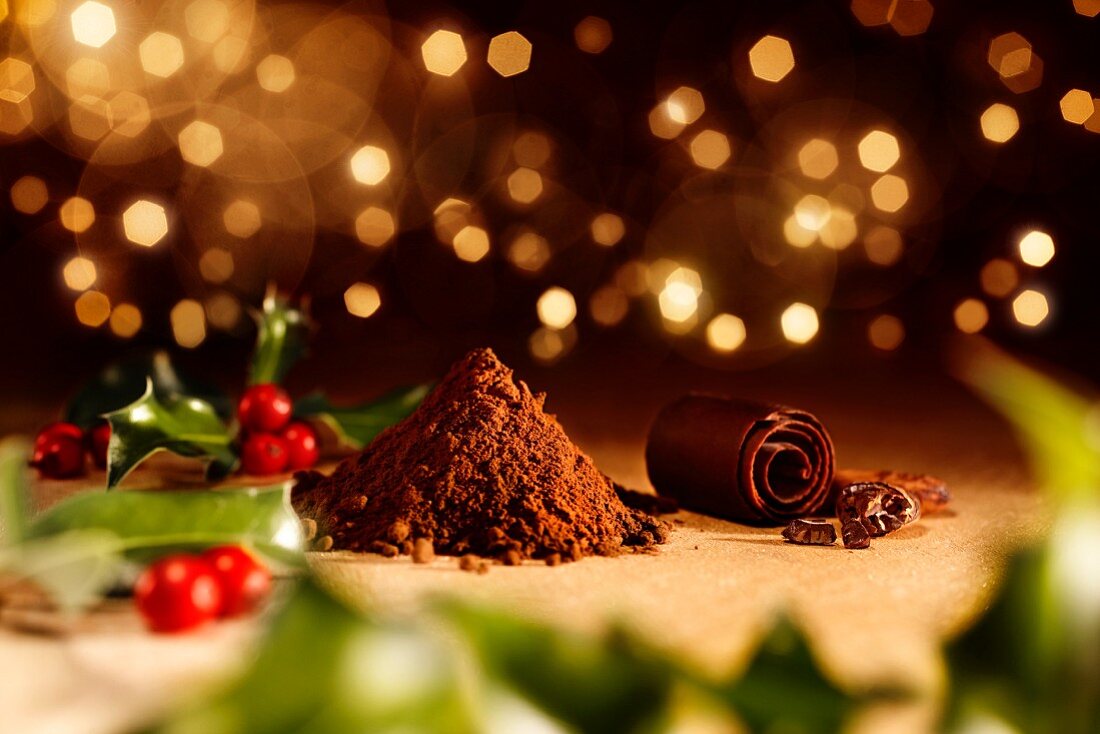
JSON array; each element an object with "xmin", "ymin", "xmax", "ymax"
[{"xmin": 0, "ymin": 352, "xmax": 1048, "ymax": 733}]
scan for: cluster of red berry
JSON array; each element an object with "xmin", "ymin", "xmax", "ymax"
[
  {"xmin": 31, "ymin": 421, "xmax": 111, "ymax": 479},
  {"xmin": 135, "ymin": 545, "xmax": 272, "ymax": 633},
  {"xmin": 237, "ymin": 383, "xmax": 319, "ymax": 476}
]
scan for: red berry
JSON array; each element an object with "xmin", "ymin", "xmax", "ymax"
[
  {"xmin": 88, "ymin": 422, "xmax": 111, "ymax": 469},
  {"xmin": 31, "ymin": 423, "xmax": 86, "ymax": 479},
  {"xmin": 134, "ymin": 554, "xmax": 223, "ymax": 633},
  {"xmin": 201, "ymin": 546, "xmax": 272, "ymax": 617},
  {"xmin": 280, "ymin": 422, "xmax": 319, "ymax": 470},
  {"xmin": 237, "ymin": 384, "xmax": 293, "ymax": 433},
  {"xmin": 240, "ymin": 433, "xmax": 289, "ymax": 476}
]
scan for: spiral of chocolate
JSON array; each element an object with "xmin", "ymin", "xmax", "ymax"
[{"xmin": 645, "ymin": 394, "xmax": 835, "ymax": 524}]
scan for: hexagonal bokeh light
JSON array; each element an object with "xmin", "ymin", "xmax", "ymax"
[
  {"xmin": 178, "ymin": 121, "xmax": 224, "ymax": 167},
  {"xmin": 487, "ymin": 31, "xmax": 532, "ymax": 77},
  {"xmin": 140, "ymin": 33, "xmax": 186, "ymax": 78},
  {"xmin": 350, "ymin": 145, "xmax": 391, "ymax": 185},
  {"xmin": 71, "ymin": 1, "xmax": 116, "ymax": 49},
  {"xmin": 748, "ymin": 35, "xmax": 795, "ymax": 82},
  {"xmin": 123, "ymin": 200, "xmax": 168, "ymax": 247},
  {"xmin": 421, "ymin": 30, "xmax": 467, "ymax": 76}
]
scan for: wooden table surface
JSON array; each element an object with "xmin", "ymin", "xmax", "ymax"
[{"xmin": 0, "ymin": 351, "xmax": 1049, "ymax": 734}]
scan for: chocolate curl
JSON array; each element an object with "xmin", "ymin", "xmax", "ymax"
[{"xmin": 645, "ymin": 394, "xmax": 835, "ymax": 524}]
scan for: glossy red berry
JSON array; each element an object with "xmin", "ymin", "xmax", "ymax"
[
  {"xmin": 31, "ymin": 422, "xmax": 86, "ymax": 479},
  {"xmin": 280, "ymin": 422, "xmax": 319, "ymax": 470},
  {"xmin": 88, "ymin": 422, "xmax": 111, "ymax": 469},
  {"xmin": 237, "ymin": 384, "xmax": 293, "ymax": 433},
  {"xmin": 134, "ymin": 554, "xmax": 223, "ymax": 633},
  {"xmin": 241, "ymin": 433, "xmax": 289, "ymax": 476},
  {"xmin": 201, "ymin": 546, "xmax": 272, "ymax": 617}
]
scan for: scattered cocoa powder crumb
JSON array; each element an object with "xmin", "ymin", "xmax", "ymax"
[
  {"xmin": 293, "ymin": 348, "xmax": 669, "ymax": 562},
  {"xmin": 412, "ymin": 538, "xmax": 435, "ymax": 564},
  {"xmin": 399, "ymin": 540, "xmax": 414, "ymax": 556},
  {"xmin": 545, "ymin": 553, "xmax": 561, "ymax": 567},
  {"xmin": 369, "ymin": 540, "xmax": 399, "ymax": 558},
  {"xmin": 459, "ymin": 554, "xmax": 479, "ymax": 572},
  {"xmin": 476, "ymin": 562, "xmax": 490, "ymax": 575},
  {"xmin": 502, "ymin": 550, "xmax": 522, "ymax": 566},
  {"xmin": 314, "ymin": 535, "xmax": 333, "ymax": 552}
]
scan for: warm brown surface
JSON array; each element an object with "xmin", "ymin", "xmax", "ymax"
[{"xmin": 0, "ymin": 355, "xmax": 1049, "ymax": 733}]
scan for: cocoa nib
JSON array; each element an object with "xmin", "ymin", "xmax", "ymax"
[
  {"xmin": 836, "ymin": 482, "xmax": 920, "ymax": 537},
  {"xmin": 781, "ymin": 519, "xmax": 837, "ymax": 546},
  {"xmin": 841, "ymin": 520, "xmax": 871, "ymax": 549},
  {"xmin": 833, "ymin": 469, "xmax": 950, "ymax": 514}
]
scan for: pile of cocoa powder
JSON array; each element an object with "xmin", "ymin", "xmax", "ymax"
[{"xmin": 292, "ymin": 348, "xmax": 668, "ymax": 564}]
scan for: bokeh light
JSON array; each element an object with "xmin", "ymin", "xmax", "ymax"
[
  {"xmin": 223, "ymin": 200, "xmax": 261, "ymax": 238},
  {"xmin": 589, "ymin": 286, "xmax": 628, "ymax": 326},
  {"xmin": 591, "ymin": 213, "xmax": 625, "ymax": 246},
  {"xmin": 75, "ymin": 291, "xmax": 111, "ymax": 327},
  {"xmin": 689, "ymin": 129, "xmax": 731, "ymax": 169},
  {"xmin": 70, "ymin": 1, "xmax": 116, "ymax": 49},
  {"xmin": 979, "ymin": 259, "xmax": 1019, "ymax": 298},
  {"xmin": 1012, "ymin": 289, "xmax": 1050, "ymax": 327},
  {"xmin": 780, "ymin": 302, "xmax": 819, "ymax": 344},
  {"xmin": 574, "ymin": 16, "xmax": 611, "ymax": 54},
  {"xmin": 867, "ymin": 314, "xmax": 904, "ymax": 351},
  {"xmin": 666, "ymin": 87, "xmax": 705, "ymax": 125},
  {"xmin": 256, "ymin": 55, "xmax": 296, "ymax": 93},
  {"xmin": 706, "ymin": 313, "xmax": 747, "ymax": 353},
  {"xmin": 506, "ymin": 167, "xmax": 543, "ymax": 203},
  {"xmin": 869, "ymin": 174, "xmax": 909, "ymax": 212},
  {"xmin": 62, "ymin": 257, "xmax": 96, "ymax": 291},
  {"xmin": 980, "ymin": 103, "xmax": 1019, "ymax": 143},
  {"xmin": 171, "ymin": 299, "xmax": 207, "ymax": 348},
  {"xmin": 350, "ymin": 146, "xmax": 391, "ymax": 185},
  {"xmin": 1060, "ymin": 89, "xmax": 1095, "ymax": 125},
  {"xmin": 355, "ymin": 207, "xmax": 395, "ymax": 247},
  {"xmin": 123, "ymin": 200, "xmax": 168, "ymax": 247},
  {"xmin": 537, "ymin": 287, "xmax": 577, "ymax": 329},
  {"xmin": 529, "ymin": 325, "xmax": 577, "ymax": 364},
  {"xmin": 954, "ymin": 298, "xmax": 989, "ymax": 334},
  {"xmin": 748, "ymin": 35, "xmax": 795, "ymax": 82},
  {"xmin": 857, "ymin": 130, "xmax": 900, "ymax": 172},
  {"xmin": 864, "ymin": 225, "xmax": 904, "ymax": 266},
  {"xmin": 59, "ymin": 196, "xmax": 95, "ymax": 233},
  {"xmin": 453, "ymin": 225, "xmax": 490, "ymax": 262},
  {"xmin": 344, "ymin": 283, "xmax": 381, "ymax": 318},
  {"xmin": 794, "ymin": 194, "xmax": 831, "ymax": 231},
  {"xmin": 10, "ymin": 175, "xmax": 47, "ymax": 214},
  {"xmin": 178, "ymin": 121, "xmax": 225, "ymax": 167},
  {"xmin": 109, "ymin": 304, "xmax": 142, "ymax": 338},
  {"xmin": 649, "ymin": 103, "xmax": 686, "ymax": 140},
  {"xmin": 422, "ymin": 30, "xmax": 467, "ymax": 76},
  {"xmin": 797, "ymin": 139, "xmax": 838, "ymax": 179},
  {"xmin": 1018, "ymin": 230, "xmax": 1055, "ymax": 267},
  {"xmin": 184, "ymin": 0, "xmax": 230, "ymax": 44},
  {"xmin": 507, "ymin": 231, "xmax": 550, "ymax": 272},
  {"xmin": 487, "ymin": 32, "xmax": 532, "ymax": 77},
  {"xmin": 1075, "ymin": 0, "xmax": 1100, "ymax": 17},
  {"xmin": 140, "ymin": 33, "xmax": 185, "ymax": 78},
  {"xmin": 198, "ymin": 248, "xmax": 234, "ymax": 283}
]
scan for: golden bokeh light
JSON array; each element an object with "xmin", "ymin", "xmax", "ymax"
[
  {"xmin": 433, "ymin": 198, "xmax": 472, "ymax": 243},
  {"xmin": 344, "ymin": 282, "xmax": 381, "ymax": 318},
  {"xmin": 171, "ymin": 299, "xmax": 207, "ymax": 348},
  {"xmin": 70, "ymin": 1, "xmax": 116, "ymax": 49},
  {"xmin": 0, "ymin": 94, "xmax": 33, "ymax": 136},
  {"xmin": 857, "ymin": 130, "xmax": 900, "ymax": 172},
  {"xmin": 213, "ymin": 36, "xmax": 248, "ymax": 74},
  {"xmin": 954, "ymin": 298, "xmax": 989, "ymax": 334},
  {"xmin": 591, "ymin": 212, "xmax": 625, "ymax": 246},
  {"xmin": 513, "ymin": 131, "xmax": 551, "ymax": 168},
  {"xmin": 354, "ymin": 207, "xmax": 395, "ymax": 247},
  {"xmin": 123, "ymin": 200, "xmax": 168, "ymax": 247},
  {"xmin": 109, "ymin": 303, "xmax": 142, "ymax": 338},
  {"xmin": 350, "ymin": 145, "xmax": 391, "ymax": 185},
  {"xmin": 889, "ymin": 0, "xmax": 934, "ymax": 36},
  {"xmin": 1060, "ymin": 89, "xmax": 1095, "ymax": 125},
  {"xmin": 224, "ymin": 200, "xmax": 261, "ymax": 238},
  {"xmin": 851, "ymin": 0, "xmax": 892, "ymax": 26},
  {"xmin": 980, "ymin": 103, "xmax": 1019, "ymax": 143},
  {"xmin": 589, "ymin": 286, "xmax": 628, "ymax": 326},
  {"xmin": 665, "ymin": 86, "xmax": 704, "ymax": 125},
  {"xmin": 783, "ymin": 214, "xmax": 817, "ymax": 248},
  {"xmin": 657, "ymin": 267, "xmax": 703, "ymax": 326},
  {"xmin": 178, "ymin": 120, "xmax": 224, "ymax": 167},
  {"xmin": 797, "ymin": 139, "xmax": 838, "ymax": 179},
  {"xmin": 689, "ymin": 129, "xmax": 731, "ymax": 169},
  {"xmin": 869, "ymin": 174, "xmax": 909, "ymax": 213},
  {"xmin": 1017, "ymin": 229, "xmax": 1054, "ymax": 267},
  {"xmin": 204, "ymin": 293, "xmax": 240, "ymax": 331},
  {"xmin": 615, "ymin": 260, "xmax": 648, "ymax": 297},
  {"xmin": 980, "ymin": 259, "xmax": 1019, "ymax": 298},
  {"xmin": 421, "ymin": 30, "xmax": 467, "ymax": 77},
  {"xmin": 508, "ymin": 231, "xmax": 551, "ymax": 273},
  {"xmin": 818, "ymin": 206, "xmax": 858, "ymax": 250},
  {"xmin": 506, "ymin": 167, "xmax": 543, "ymax": 203},
  {"xmin": 68, "ymin": 95, "xmax": 112, "ymax": 141},
  {"xmin": 649, "ymin": 103, "xmax": 686, "ymax": 140},
  {"xmin": 184, "ymin": 0, "xmax": 230, "ymax": 44},
  {"xmin": 574, "ymin": 16, "xmax": 612, "ymax": 54},
  {"xmin": 65, "ymin": 58, "xmax": 110, "ymax": 99},
  {"xmin": 256, "ymin": 54, "xmax": 296, "ymax": 93},
  {"xmin": 59, "ymin": 196, "xmax": 95, "ymax": 233},
  {"xmin": 0, "ymin": 58, "xmax": 35, "ymax": 102},
  {"xmin": 452, "ymin": 225, "xmax": 490, "ymax": 262},
  {"xmin": 537, "ymin": 286, "xmax": 577, "ymax": 329},
  {"xmin": 794, "ymin": 194, "xmax": 831, "ymax": 231},
  {"xmin": 487, "ymin": 31, "xmax": 532, "ymax": 77},
  {"xmin": 75, "ymin": 290, "xmax": 110, "ymax": 327},
  {"xmin": 109, "ymin": 91, "xmax": 151, "ymax": 138},
  {"xmin": 1012, "ymin": 289, "xmax": 1049, "ymax": 327},
  {"xmin": 868, "ymin": 314, "xmax": 905, "ymax": 351},
  {"xmin": 780, "ymin": 302, "xmax": 819, "ymax": 344},
  {"xmin": 706, "ymin": 313, "xmax": 747, "ymax": 353},
  {"xmin": 1075, "ymin": 0, "xmax": 1100, "ymax": 17},
  {"xmin": 529, "ymin": 325, "xmax": 576, "ymax": 364},
  {"xmin": 748, "ymin": 35, "xmax": 795, "ymax": 83},
  {"xmin": 198, "ymin": 248, "xmax": 234, "ymax": 283},
  {"xmin": 62, "ymin": 256, "xmax": 96, "ymax": 291},
  {"xmin": 139, "ymin": 32, "xmax": 185, "ymax": 78},
  {"xmin": 864, "ymin": 225, "xmax": 904, "ymax": 266},
  {"xmin": 988, "ymin": 33, "xmax": 1031, "ymax": 78},
  {"xmin": 10, "ymin": 175, "xmax": 48, "ymax": 214}
]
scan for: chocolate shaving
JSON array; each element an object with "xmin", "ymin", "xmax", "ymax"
[
  {"xmin": 836, "ymin": 482, "xmax": 921, "ymax": 537},
  {"xmin": 645, "ymin": 394, "xmax": 835, "ymax": 524},
  {"xmin": 834, "ymin": 469, "xmax": 950, "ymax": 514},
  {"xmin": 781, "ymin": 519, "xmax": 837, "ymax": 546}
]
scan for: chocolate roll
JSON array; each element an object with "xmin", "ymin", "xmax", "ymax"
[{"xmin": 645, "ymin": 394, "xmax": 835, "ymax": 524}]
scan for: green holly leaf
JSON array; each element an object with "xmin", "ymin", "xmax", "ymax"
[
  {"xmin": 64, "ymin": 350, "xmax": 232, "ymax": 429},
  {"xmin": 105, "ymin": 379, "xmax": 237, "ymax": 488},
  {"xmin": 249, "ymin": 293, "xmax": 311, "ymax": 386},
  {"xmin": 294, "ymin": 384, "xmax": 430, "ymax": 449},
  {"xmin": 0, "ymin": 437, "xmax": 31, "ymax": 546},
  {"xmin": 721, "ymin": 617, "xmax": 855, "ymax": 733}
]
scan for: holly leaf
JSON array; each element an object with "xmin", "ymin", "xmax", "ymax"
[
  {"xmin": 0, "ymin": 529, "xmax": 127, "ymax": 612},
  {"xmin": 294, "ymin": 384, "xmax": 430, "ymax": 449},
  {"xmin": 105, "ymin": 379, "xmax": 237, "ymax": 488},
  {"xmin": 65, "ymin": 350, "xmax": 232, "ymax": 428},
  {"xmin": 249, "ymin": 293, "xmax": 311, "ymax": 386},
  {"xmin": 0, "ymin": 438, "xmax": 31, "ymax": 546}
]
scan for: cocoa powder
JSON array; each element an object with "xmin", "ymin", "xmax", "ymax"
[{"xmin": 292, "ymin": 348, "xmax": 668, "ymax": 562}]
